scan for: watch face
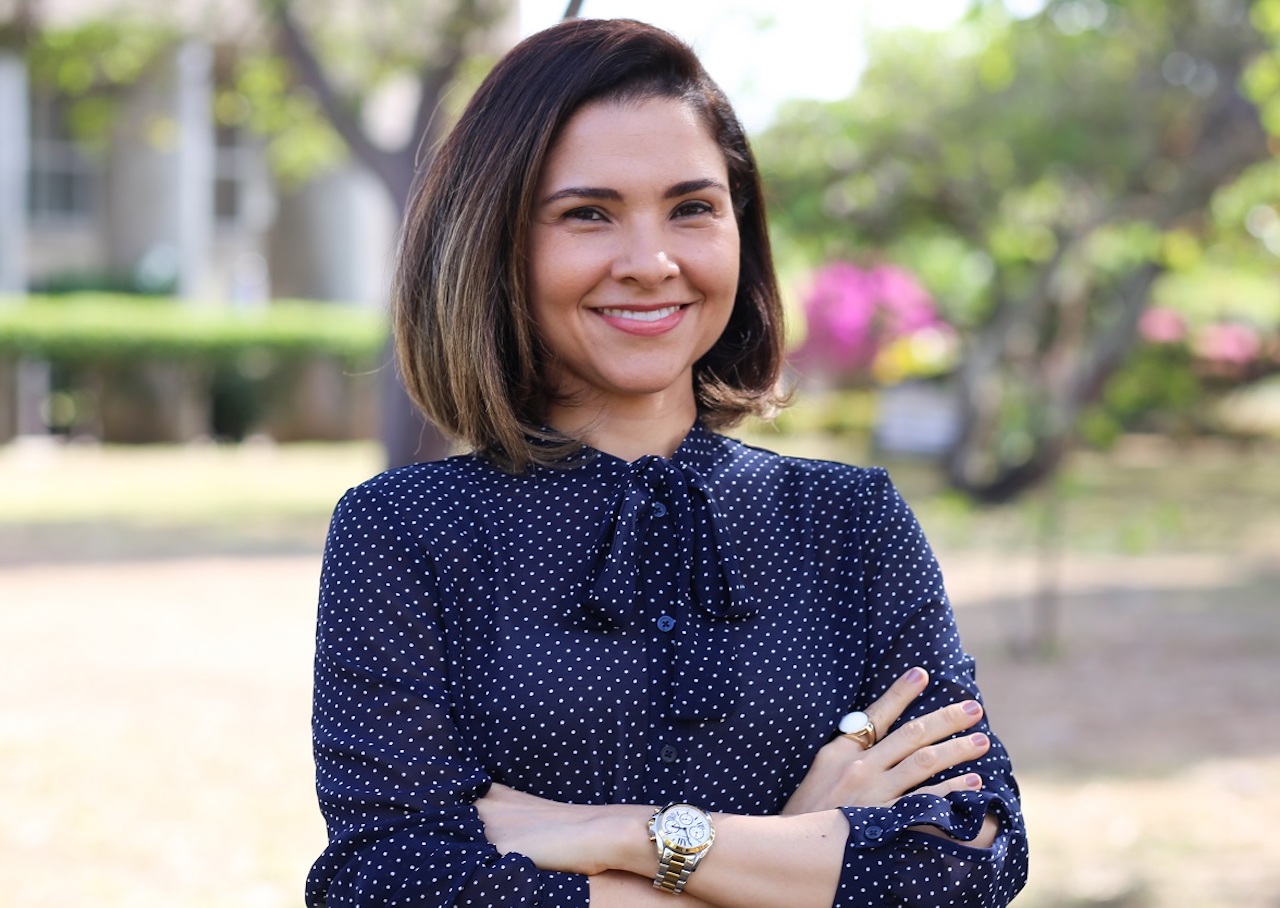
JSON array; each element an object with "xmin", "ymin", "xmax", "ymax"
[{"xmin": 658, "ymin": 804, "xmax": 713, "ymax": 851}]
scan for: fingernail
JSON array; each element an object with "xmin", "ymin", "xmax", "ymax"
[
  {"xmin": 970, "ymin": 732, "xmax": 989, "ymax": 747},
  {"xmin": 965, "ymin": 773, "xmax": 982, "ymax": 789},
  {"xmin": 962, "ymin": 700, "xmax": 982, "ymax": 716},
  {"xmin": 906, "ymin": 667, "xmax": 925, "ymax": 683}
]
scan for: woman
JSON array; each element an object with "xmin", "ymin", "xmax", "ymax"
[{"xmin": 306, "ymin": 18, "xmax": 1028, "ymax": 908}]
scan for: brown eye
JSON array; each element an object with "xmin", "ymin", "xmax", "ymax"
[
  {"xmin": 673, "ymin": 200, "xmax": 713, "ymax": 218},
  {"xmin": 565, "ymin": 207, "xmax": 607, "ymax": 222}
]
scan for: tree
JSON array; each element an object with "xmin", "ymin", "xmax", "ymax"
[
  {"xmin": 259, "ymin": 0, "xmax": 600, "ymax": 468},
  {"xmin": 14, "ymin": 0, "xmax": 588, "ymax": 463},
  {"xmin": 758, "ymin": 0, "xmax": 1270, "ymax": 502},
  {"xmin": 256, "ymin": 0, "xmax": 514, "ymax": 467}
]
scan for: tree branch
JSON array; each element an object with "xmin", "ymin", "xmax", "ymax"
[
  {"xmin": 406, "ymin": 0, "xmax": 487, "ymax": 174},
  {"xmin": 263, "ymin": 0, "xmax": 400, "ymax": 195},
  {"xmin": 0, "ymin": 0, "xmax": 38, "ymax": 48},
  {"xmin": 563, "ymin": 0, "xmax": 584, "ymax": 19}
]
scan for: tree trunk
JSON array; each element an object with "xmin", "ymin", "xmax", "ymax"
[{"xmin": 265, "ymin": 0, "xmax": 476, "ymax": 468}]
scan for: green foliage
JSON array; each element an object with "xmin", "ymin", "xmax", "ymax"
[
  {"xmin": 759, "ymin": 0, "xmax": 1277, "ymax": 491},
  {"xmin": 759, "ymin": 1, "xmax": 1258, "ymax": 321},
  {"xmin": 27, "ymin": 17, "xmax": 175, "ymax": 93},
  {"xmin": 282, "ymin": 0, "xmax": 501, "ymax": 90},
  {"xmin": 0, "ymin": 295, "xmax": 386, "ymax": 365},
  {"xmin": 1153, "ymin": 260, "xmax": 1280, "ymax": 327},
  {"xmin": 20, "ymin": 0, "xmax": 506, "ymax": 188},
  {"xmin": 1248, "ymin": 0, "xmax": 1280, "ymax": 131},
  {"xmin": 20, "ymin": 7, "xmax": 348, "ymax": 184},
  {"xmin": 1080, "ymin": 345, "xmax": 1204, "ymax": 446},
  {"xmin": 769, "ymin": 389, "xmax": 879, "ymax": 437},
  {"xmin": 25, "ymin": 16, "xmax": 177, "ymax": 151},
  {"xmin": 218, "ymin": 53, "xmax": 348, "ymax": 187},
  {"xmin": 219, "ymin": 0, "xmax": 508, "ymax": 187}
]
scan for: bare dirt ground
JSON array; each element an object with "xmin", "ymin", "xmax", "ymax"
[
  {"xmin": 1, "ymin": 439, "xmax": 1277, "ymax": 907},
  {"xmin": 950, "ymin": 551, "xmax": 1280, "ymax": 906}
]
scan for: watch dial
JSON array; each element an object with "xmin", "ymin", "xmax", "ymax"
[{"xmin": 661, "ymin": 806, "xmax": 711, "ymax": 848}]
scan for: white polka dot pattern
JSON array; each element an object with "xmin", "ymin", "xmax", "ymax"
[{"xmin": 305, "ymin": 423, "xmax": 1028, "ymax": 906}]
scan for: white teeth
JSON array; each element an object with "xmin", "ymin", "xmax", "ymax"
[{"xmin": 598, "ymin": 306, "xmax": 680, "ymax": 322}]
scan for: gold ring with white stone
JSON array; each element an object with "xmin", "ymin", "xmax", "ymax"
[{"xmin": 838, "ymin": 710, "xmax": 877, "ymax": 749}]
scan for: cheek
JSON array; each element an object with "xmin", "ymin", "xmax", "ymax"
[
  {"xmin": 528, "ymin": 233, "xmax": 602, "ymax": 318},
  {"xmin": 526, "ymin": 235, "xmax": 570, "ymax": 330},
  {"xmin": 693, "ymin": 232, "xmax": 741, "ymax": 300}
]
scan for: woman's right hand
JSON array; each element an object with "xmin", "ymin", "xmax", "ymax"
[{"xmin": 781, "ymin": 667, "xmax": 990, "ymax": 816}]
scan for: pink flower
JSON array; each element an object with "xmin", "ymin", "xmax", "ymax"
[
  {"xmin": 792, "ymin": 262, "xmax": 947, "ymax": 384},
  {"xmin": 1138, "ymin": 306, "xmax": 1186, "ymax": 344},
  {"xmin": 1194, "ymin": 323, "xmax": 1261, "ymax": 365}
]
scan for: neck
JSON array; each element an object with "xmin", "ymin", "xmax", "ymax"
[{"xmin": 546, "ymin": 390, "xmax": 697, "ymax": 462}]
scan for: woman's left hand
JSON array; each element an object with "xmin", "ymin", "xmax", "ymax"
[
  {"xmin": 781, "ymin": 667, "xmax": 1000, "ymax": 849},
  {"xmin": 782, "ymin": 668, "xmax": 989, "ymax": 816},
  {"xmin": 475, "ymin": 783, "xmax": 651, "ymax": 877}
]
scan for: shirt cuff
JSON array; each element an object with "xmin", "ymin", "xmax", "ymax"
[
  {"xmin": 833, "ymin": 792, "xmax": 1009, "ymax": 907},
  {"xmin": 841, "ymin": 790, "xmax": 994, "ymax": 848}
]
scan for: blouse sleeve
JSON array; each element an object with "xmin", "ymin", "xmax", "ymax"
[
  {"xmin": 831, "ymin": 469, "xmax": 1029, "ymax": 906},
  {"xmin": 304, "ymin": 482, "xmax": 590, "ymax": 908}
]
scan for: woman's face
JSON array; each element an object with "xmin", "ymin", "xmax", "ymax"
[{"xmin": 527, "ymin": 96, "xmax": 739, "ymax": 420}]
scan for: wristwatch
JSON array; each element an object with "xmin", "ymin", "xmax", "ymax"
[{"xmin": 648, "ymin": 802, "xmax": 716, "ymax": 893}]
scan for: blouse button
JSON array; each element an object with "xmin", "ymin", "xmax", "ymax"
[
  {"xmin": 651, "ymin": 501, "xmax": 668, "ymax": 518},
  {"xmin": 864, "ymin": 825, "xmax": 883, "ymax": 842},
  {"xmin": 659, "ymin": 744, "xmax": 680, "ymax": 763},
  {"xmin": 657, "ymin": 615, "xmax": 676, "ymax": 632}
]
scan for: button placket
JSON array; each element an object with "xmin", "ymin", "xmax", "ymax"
[{"xmin": 630, "ymin": 459, "xmax": 687, "ymax": 782}]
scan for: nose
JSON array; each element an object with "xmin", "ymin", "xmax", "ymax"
[{"xmin": 611, "ymin": 226, "xmax": 680, "ymax": 288}]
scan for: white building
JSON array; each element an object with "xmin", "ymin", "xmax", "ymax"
[
  {"xmin": 3, "ymin": 0, "xmax": 520, "ymax": 304},
  {"xmin": 0, "ymin": 0, "xmax": 516, "ymax": 446}
]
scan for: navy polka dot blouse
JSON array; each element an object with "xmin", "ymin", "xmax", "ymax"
[{"xmin": 305, "ymin": 423, "xmax": 1029, "ymax": 906}]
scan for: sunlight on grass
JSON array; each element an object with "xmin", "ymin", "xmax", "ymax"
[
  {"xmin": 0, "ymin": 440, "xmax": 383, "ymax": 523},
  {"xmin": 1, "ymin": 432, "xmax": 1275, "ymax": 563}
]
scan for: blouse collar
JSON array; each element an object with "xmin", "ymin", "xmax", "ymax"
[{"xmin": 579, "ymin": 421, "xmax": 757, "ymax": 721}]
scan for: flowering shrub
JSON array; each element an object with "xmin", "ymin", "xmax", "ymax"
[
  {"xmin": 1138, "ymin": 305, "xmax": 1280, "ymax": 382},
  {"xmin": 1083, "ymin": 303, "xmax": 1280, "ymax": 447},
  {"xmin": 790, "ymin": 262, "xmax": 957, "ymax": 387}
]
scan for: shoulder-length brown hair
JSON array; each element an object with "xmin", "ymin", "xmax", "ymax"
[{"xmin": 394, "ymin": 17, "xmax": 785, "ymax": 472}]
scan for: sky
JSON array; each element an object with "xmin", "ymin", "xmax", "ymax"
[{"xmin": 517, "ymin": 0, "xmax": 982, "ymax": 132}]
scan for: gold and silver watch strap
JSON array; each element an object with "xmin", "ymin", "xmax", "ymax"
[{"xmin": 654, "ymin": 849, "xmax": 699, "ymax": 893}]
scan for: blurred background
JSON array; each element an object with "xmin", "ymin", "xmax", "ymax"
[{"xmin": 1, "ymin": 0, "xmax": 1278, "ymax": 905}]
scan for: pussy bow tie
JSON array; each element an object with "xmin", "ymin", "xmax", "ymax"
[{"xmin": 583, "ymin": 456, "xmax": 759, "ymax": 720}]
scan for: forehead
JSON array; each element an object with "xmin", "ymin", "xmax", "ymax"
[{"xmin": 537, "ymin": 96, "xmax": 727, "ymax": 190}]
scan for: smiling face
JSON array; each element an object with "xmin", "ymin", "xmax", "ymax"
[{"xmin": 527, "ymin": 96, "xmax": 740, "ymax": 430}]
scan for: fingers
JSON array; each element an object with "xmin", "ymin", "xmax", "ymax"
[
  {"xmin": 857, "ymin": 666, "xmax": 930, "ymax": 746},
  {"xmin": 836, "ymin": 670, "xmax": 992, "ymax": 798},
  {"xmin": 845, "ymin": 667, "xmax": 983, "ymax": 757},
  {"xmin": 875, "ymin": 723, "xmax": 991, "ymax": 801},
  {"xmin": 873, "ymin": 698, "xmax": 986, "ymax": 765},
  {"xmin": 895, "ymin": 698, "xmax": 984, "ymax": 753},
  {"xmin": 815, "ymin": 669, "xmax": 994, "ymax": 810},
  {"xmin": 843, "ymin": 727, "xmax": 990, "ymax": 807},
  {"xmin": 913, "ymin": 771, "xmax": 985, "ymax": 800}
]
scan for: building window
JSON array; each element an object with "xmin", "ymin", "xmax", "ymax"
[
  {"xmin": 27, "ymin": 94, "xmax": 101, "ymax": 224},
  {"xmin": 215, "ymin": 123, "xmax": 257, "ymax": 226}
]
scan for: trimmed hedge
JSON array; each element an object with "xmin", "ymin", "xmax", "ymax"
[{"xmin": 0, "ymin": 294, "xmax": 387, "ymax": 364}]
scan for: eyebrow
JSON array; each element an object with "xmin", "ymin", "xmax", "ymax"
[{"xmin": 539, "ymin": 178, "xmax": 729, "ymax": 207}]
